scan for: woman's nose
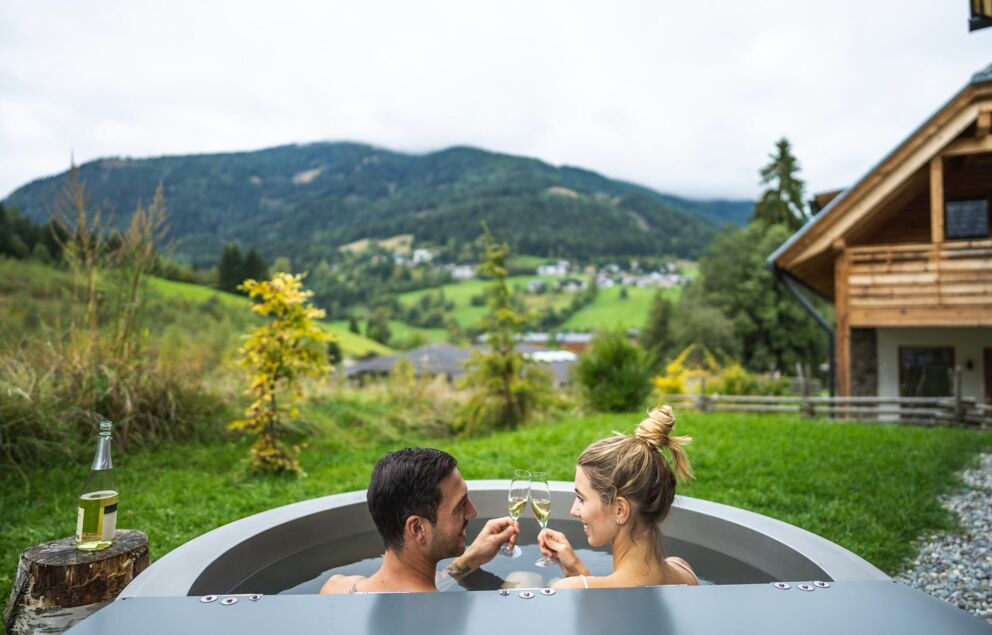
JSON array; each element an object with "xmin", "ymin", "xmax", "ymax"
[{"xmin": 570, "ymin": 499, "xmax": 580, "ymax": 518}]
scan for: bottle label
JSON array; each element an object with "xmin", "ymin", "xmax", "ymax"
[
  {"xmin": 76, "ymin": 491, "xmax": 118, "ymax": 542},
  {"xmin": 75, "ymin": 506, "xmax": 85, "ymax": 540}
]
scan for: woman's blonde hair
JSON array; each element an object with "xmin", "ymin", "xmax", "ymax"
[{"xmin": 577, "ymin": 405, "xmax": 693, "ymax": 534}]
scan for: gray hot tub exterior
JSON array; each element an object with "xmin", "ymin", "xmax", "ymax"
[
  {"xmin": 121, "ymin": 480, "xmax": 887, "ymax": 597},
  {"xmin": 75, "ymin": 482, "xmax": 991, "ymax": 634}
]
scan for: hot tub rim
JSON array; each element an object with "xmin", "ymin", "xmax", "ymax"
[{"xmin": 121, "ymin": 480, "xmax": 887, "ymax": 597}]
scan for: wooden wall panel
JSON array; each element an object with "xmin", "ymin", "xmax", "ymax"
[
  {"xmin": 857, "ymin": 192, "xmax": 932, "ymax": 245},
  {"xmin": 845, "ymin": 240, "xmax": 992, "ymax": 328}
]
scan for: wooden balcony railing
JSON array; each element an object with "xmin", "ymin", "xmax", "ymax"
[{"xmin": 845, "ymin": 239, "xmax": 992, "ymax": 326}]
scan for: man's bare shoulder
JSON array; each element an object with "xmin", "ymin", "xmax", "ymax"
[{"xmin": 319, "ymin": 574, "xmax": 367, "ymax": 595}]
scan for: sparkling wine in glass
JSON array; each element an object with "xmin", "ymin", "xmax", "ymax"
[
  {"xmin": 501, "ymin": 469, "xmax": 530, "ymax": 558},
  {"xmin": 531, "ymin": 472, "xmax": 558, "ymax": 567}
]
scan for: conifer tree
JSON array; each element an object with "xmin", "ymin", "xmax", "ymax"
[
  {"xmin": 231, "ymin": 273, "xmax": 330, "ymax": 475},
  {"xmin": 458, "ymin": 226, "xmax": 549, "ymax": 435},
  {"xmin": 755, "ymin": 138, "xmax": 809, "ymax": 231},
  {"xmin": 640, "ymin": 292, "xmax": 675, "ymax": 365},
  {"xmin": 218, "ymin": 243, "xmax": 244, "ymax": 294},
  {"xmin": 366, "ymin": 307, "xmax": 392, "ymax": 345},
  {"xmin": 243, "ymin": 247, "xmax": 269, "ymax": 283}
]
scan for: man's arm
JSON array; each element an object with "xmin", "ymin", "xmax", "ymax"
[
  {"xmin": 436, "ymin": 517, "xmax": 518, "ymax": 591},
  {"xmin": 436, "ymin": 558, "xmax": 475, "ymax": 591}
]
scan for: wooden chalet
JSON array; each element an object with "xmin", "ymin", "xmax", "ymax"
[{"xmin": 771, "ymin": 63, "xmax": 992, "ymax": 403}]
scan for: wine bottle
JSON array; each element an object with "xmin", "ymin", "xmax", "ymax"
[{"xmin": 75, "ymin": 421, "xmax": 118, "ymax": 551}]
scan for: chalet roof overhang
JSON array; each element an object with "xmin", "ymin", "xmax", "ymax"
[{"xmin": 769, "ymin": 63, "xmax": 992, "ymax": 298}]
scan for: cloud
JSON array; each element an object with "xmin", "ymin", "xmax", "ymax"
[{"xmin": 0, "ymin": 0, "xmax": 989, "ymax": 200}]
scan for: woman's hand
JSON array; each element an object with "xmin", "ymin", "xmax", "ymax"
[{"xmin": 537, "ymin": 528, "xmax": 589, "ymax": 577}]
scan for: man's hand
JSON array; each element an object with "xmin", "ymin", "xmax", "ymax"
[
  {"xmin": 538, "ymin": 528, "xmax": 589, "ymax": 577},
  {"xmin": 438, "ymin": 517, "xmax": 519, "ymax": 590},
  {"xmin": 461, "ymin": 516, "xmax": 519, "ymax": 569}
]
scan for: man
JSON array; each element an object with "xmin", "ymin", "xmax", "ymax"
[{"xmin": 320, "ymin": 447, "xmax": 519, "ymax": 593}]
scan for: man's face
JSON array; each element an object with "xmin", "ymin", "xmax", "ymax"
[{"xmin": 428, "ymin": 468, "xmax": 478, "ymax": 561}]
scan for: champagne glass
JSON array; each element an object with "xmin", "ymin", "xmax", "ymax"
[
  {"xmin": 531, "ymin": 472, "xmax": 558, "ymax": 567},
  {"xmin": 501, "ymin": 469, "xmax": 530, "ymax": 558}
]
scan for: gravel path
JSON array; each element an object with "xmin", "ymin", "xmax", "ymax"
[{"xmin": 896, "ymin": 452, "xmax": 992, "ymax": 623}]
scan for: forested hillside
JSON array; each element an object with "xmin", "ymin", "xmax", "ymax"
[{"xmin": 6, "ymin": 143, "xmax": 751, "ymax": 267}]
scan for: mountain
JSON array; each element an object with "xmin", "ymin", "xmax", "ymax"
[{"xmin": 4, "ymin": 143, "xmax": 753, "ymax": 267}]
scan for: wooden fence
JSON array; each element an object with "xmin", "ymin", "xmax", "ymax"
[
  {"xmin": 659, "ymin": 379, "xmax": 990, "ymax": 429},
  {"xmin": 659, "ymin": 393, "xmax": 989, "ymax": 427}
]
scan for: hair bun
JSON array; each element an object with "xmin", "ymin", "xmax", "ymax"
[
  {"xmin": 635, "ymin": 405, "xmax": 694, "ymax": 482},
  {"xmin": 635, "ymin": 405, "xmax": 675, "ymax": 449}
]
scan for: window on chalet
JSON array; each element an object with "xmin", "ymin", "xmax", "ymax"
[
  {"xmin": 945, "ymin": 199, "xmax": 989, "ymax": 240},
  {"xmin": 899, "ymin": 347, "xmax": 955, "ymax": 397}
]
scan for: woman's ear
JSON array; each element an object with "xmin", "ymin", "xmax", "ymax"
[{"xmin": 615, "ymin": 497, "xmax": 630, "ymax": 525}]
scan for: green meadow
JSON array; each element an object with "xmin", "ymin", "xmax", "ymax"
[
  {"xmin": 2, "ymin": 409, "xmax": 987, "ymax": 604},
  {"xmin": 563, "ymin": 284, "xmax": 679, "ymax": 330}
]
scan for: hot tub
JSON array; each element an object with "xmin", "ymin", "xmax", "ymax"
[
  {"xmin": 69, "ymin": 481, "xmax": 991, "ymax": 634},
  {"xmin": 120, "ymin": 480, "xmax": 887, "ymax": 597}
]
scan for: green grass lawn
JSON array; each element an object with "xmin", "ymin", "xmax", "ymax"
[
  {"xmin": 1, "ymin": 410, "xmax": 988, "ymax": 603},
  {"xmin": 508, "ymin": 255, "xmax": 553, "ymax": 270},
  {"xmin": 397, "ymin": 275, "xmax": 563, "ymax": 329},
  {"xmin": 329, "ymin": 320, "xmax": 448, "ymax": 349},
  {"xmin": 563, "ymin": 285, "xmax": 679, "ymax": 330},
  {"xmin": 397, "ymin": 276, "xmax": 675, "ymax": 333}
]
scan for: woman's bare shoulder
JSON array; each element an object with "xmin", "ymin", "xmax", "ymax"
[
  {"xmin": 665, "ymin": 557, "xmax": 698, "ymax": 585},
  {"xmin": 319, "ymin": 574, "xmax": 367, "ymax": 594},
  {"xmin": 550, "ymin": 576, "xmax": 592, "ymax": 590}
]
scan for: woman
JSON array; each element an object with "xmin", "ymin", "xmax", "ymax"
[{"xmin": 537, "ymin": 405, "xmax": 697, "ymax": 589}]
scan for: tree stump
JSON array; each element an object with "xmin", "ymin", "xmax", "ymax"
[{"xmin": 3, "ymin": 530, "xmax": 149, "ymax": 634}]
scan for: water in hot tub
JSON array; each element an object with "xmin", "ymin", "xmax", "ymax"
[{"xmin": 229, "ymin": 518, "xmax": 765, "ymax": 595}]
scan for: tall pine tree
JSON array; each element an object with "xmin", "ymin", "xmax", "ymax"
[
  {"xmin": 458, "ymin": 226, "xmax": 549, "ymax": 435},
  {"xmin": 243, "ymin": 248, "xmax": 269, "ymax": 283},
  {"xmin": 218, "ymin": 243, "xmax": 244, "ymax": 294},
  {"xmin": 639, "ymin": 292, "xmax": 675, "ymax": 365},
  {"xmin": 755, "ymin": 138, "xmax": 809, "ymax": 231}
]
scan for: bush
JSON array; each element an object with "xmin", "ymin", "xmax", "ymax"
[
  {"xmin": 0, "ymin": 344, "xmax": 226, "ymax": 468},
  {"xmin": 709, "ymin": 363, "xmax": 792, "ymax": 396},
  {"xmin": 310, "ymin": 373, "xmax": 460, "ymax": 442},
  {"xmin": 458, "ymin": 353, "xmax": 553, "ymax": 436},
  {"xmin": 652, "ymin": 345, "xmax": 720, "ymax": 395},
  {"xmin": 0, "ymin": 177, "xmax": 229, "ymax": 467},
  {"xmin": 576, "ymin": 328, "xmax": 652, "ymax": 412},
  {"xmin": 652, "ymin": 347, "xmax": 794, "ymax": 398}
]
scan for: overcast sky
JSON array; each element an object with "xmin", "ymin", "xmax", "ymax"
[{"xmin": 1, "ymin": 1, "xmax": 989, "ymax": 201}]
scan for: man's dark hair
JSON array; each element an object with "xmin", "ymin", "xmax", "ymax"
[{"xmin": 367, "ymin": 448, "xmax": 458, "ymax": 551}]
